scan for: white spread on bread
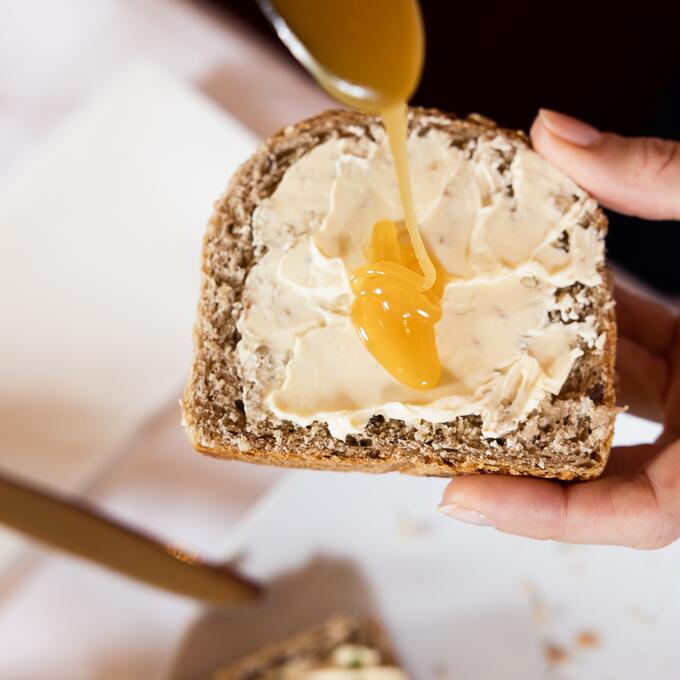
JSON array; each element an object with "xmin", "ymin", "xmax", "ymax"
[
  {"xmin": 236, "ymin": 128, "xmax": 605, "ymax": 439},
  {"xmin": 263, "ymin": 644, "xmax": 407, "ymax": 680}
]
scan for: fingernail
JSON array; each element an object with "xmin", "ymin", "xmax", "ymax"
[
  {"xmin": 538, "ymin": 109, "xmax": 602, "ymax": 147},
  {"xmin": 438, "ymin": 502, "xmax": 493, "ymax": 527}
]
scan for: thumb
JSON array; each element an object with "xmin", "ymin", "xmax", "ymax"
[
  {"xmin": 438, "ymin": 440, "xmax": 680, "ymax": 548},
  {"xmin": 530, "ymin": 109, "xmax": 680, "ymax": 221}
]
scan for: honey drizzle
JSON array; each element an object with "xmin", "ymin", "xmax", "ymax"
[
  {"xmin": 270, "ymin": 0, "xmax": 441, "ymax": 389},
  {"xmin": 381, "ymin": 104, "xmax": 437, "ymax": 291}
]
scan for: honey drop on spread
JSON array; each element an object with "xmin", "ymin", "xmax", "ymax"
[{"xmin": 350, "ymin": 220, "xmax": 445, "ymax": 390}]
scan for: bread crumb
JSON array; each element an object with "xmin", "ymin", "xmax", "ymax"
[
  {"xmin": 544, "ymin": 642, "xmax": 568, "ymax": 666},
  {"xmin": 236, "ymin": 436, "xmax": 252, "ymax": 452},
  {"xmin": 520, "ymin": 581, "xmax": 550, "ymax": 626},
  {"xmin": 532, "ymin": 603, "xmax": 549, "ymax": 626},
  {"xmin": 575, "ymin": 630, "xmax": 600, "ymax": 648}
]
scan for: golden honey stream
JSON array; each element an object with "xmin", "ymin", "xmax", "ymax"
[{"xmin": 270, "ymin": 0, "xmax": 441, "ymax": 389}]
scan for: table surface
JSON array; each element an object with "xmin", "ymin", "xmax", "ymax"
[
  {"xmin": 0, "ymin": 2, "xmax": 674, "ymax": 679},
  {"xmin": 0, "ymin": 0, "xmax": 331, "ymax": 182},
  {"xmin": 174, "ymin": 457, "xmax": 680, "ymax": 680}
]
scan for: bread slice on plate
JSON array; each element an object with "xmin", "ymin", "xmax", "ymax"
[
  {"xmin": 212, "ymin": 615, "xmax": 404, "ymax": 679},
  {"xmin": 182, "ymin": 108, "xmax": 618, "ymax": 480}
]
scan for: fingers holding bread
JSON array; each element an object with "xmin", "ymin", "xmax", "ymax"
[
  {"xmin": 531, "ymin": 109, "xmax": 680, "ymax": 221},
  {"xmin": 440, "ymin": 439, "xmax": 680, "ymax": 548}
]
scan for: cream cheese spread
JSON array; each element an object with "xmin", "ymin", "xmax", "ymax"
[
  {"xmin": 236, "ymin": 127, "xmax": 605, "ymax": 439},
  {"xmin": 264, "ymin": 644, "xmax": 407, "ymax": 680}
]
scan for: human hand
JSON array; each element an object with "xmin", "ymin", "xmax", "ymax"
[{"xmin": 439, "ymin": 110, "xmax": 680, "ymax": 548}]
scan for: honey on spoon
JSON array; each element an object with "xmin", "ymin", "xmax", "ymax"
[{"xmin": 264, "ymin": 0, "xmax": 444, "ymax": 389}]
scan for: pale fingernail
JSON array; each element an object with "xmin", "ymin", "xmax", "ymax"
[
  {"xmin": 438, "ymin": 503, "xmax": 493, "ymax": 527},
  {"xmin": 538, "ymin": 109, "xmax": 602, "ymax": 147}
]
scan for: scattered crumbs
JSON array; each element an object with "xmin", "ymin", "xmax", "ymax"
[
  {"xmin": 520, "ymin": 581, "xmax": 550, "ymax": 626},
  {"xmin": 576, "ymin": 630, "xmax": 600, "ymax": 649},
  {"xmin": 541, "ymin": 630, "xmax": 599, "ymax": 671},
  {"xmin": 432, "ymin": 662, "xmax": 449, "ymax": 680},
  {"xmin": 544, "ymin": 642, "xmax": 569, "ymax": 666},
  {"xmin": 396, "ymin": 513, "xmax": 433, "ymax": 541}
]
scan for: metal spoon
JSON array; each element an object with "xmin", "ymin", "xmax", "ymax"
[{"xmin": 257, "ymin": 0, "xmax": 376, "ymax": 106}]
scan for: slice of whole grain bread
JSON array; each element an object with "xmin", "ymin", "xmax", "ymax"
[
  {"xmin": 182, "ymin": 108, "xmax": 618, "ymax": 481},
  {"xmin": 212, "ymin": 615, "xmax": 399, "ymax": 680}
]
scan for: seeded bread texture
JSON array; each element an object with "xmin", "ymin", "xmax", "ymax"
[
  {"xmin": 212, "ymin": 615, "xmax": 398, "ymax": 680},
  {"xmin": 182, "ymin": 108, "xmax": 618, "ymax": 481}
]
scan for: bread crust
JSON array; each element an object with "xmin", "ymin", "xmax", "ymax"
[
  {"xmin": 212, "ymin": 615, "xmax": 398, "ymax": 680},
  {"xmin": 183, "ymin": 108, "xmax": 618, "ymax": 481}
]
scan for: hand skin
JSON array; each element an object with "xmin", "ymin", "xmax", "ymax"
[{"xmin": 439, "ymin": 110, "xmax": 680, "ymax": 548}]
